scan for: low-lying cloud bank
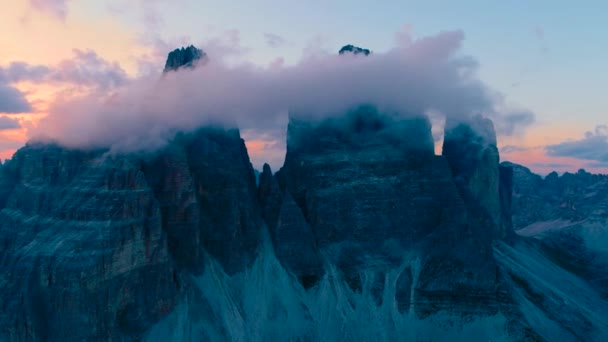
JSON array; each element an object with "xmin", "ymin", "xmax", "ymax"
[
  {"xmin": 546, "ymin": 125, "xmax": 608, "ymax": 163},
  {"xmin": 2, "ymin": 50, "xmax": 128, "ymax": 91},
  {"xmin": 0, "ymin": 84, "xmax": 31, "ymax": 114},
  {"xmin": 28, "ymin": 30, "xmax": 534, "ymax": 165}
]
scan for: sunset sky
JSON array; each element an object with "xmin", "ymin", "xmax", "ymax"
[{"xmin": 1, "ymin": 0, "xmax": 607, "ymax": 174}]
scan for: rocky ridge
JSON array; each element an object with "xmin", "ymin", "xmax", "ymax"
[{"xmin": 505, "ymin": 162, "xmax": 608, "ymax": 301}]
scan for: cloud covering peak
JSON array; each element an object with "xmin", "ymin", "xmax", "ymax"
[{"xmin": 28, "ymin": 30, "xmax": 533, "ymax": 163}]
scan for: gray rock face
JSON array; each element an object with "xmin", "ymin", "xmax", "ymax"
[
  {"xmin": 268, "ymin": 107, "xmax": 508, "ymax": 316},
  {"xmin": 0, "ymin": 128, "xmax": 262, "ymax": 341},
  {"xmin": 498, "ymin": 165, "xmax": 515, "ymax": 240},
  {"xmin": 257, "ymin": 163, "xmax": 282, "ymax": 233},
  {"xmin": 0, "ymin": 145, "xmax": 180, "ymax": 341},
  {"xmin": 274, "ymin": 192, "xmax": 323, "ymax": 288},
  {"xmin": 143, "ymin": 128, "xmax": 261, "ymax": 275},
  {"xmin": 442, "ymin": 116, "xmax": 503, "ymax": 239}
]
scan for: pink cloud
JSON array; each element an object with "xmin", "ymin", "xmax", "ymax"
[
  {"xmin": 29, "ymin": 0, "xmax": 70, "ymax": 21},
  {"xmin": 2, "ymin": 50, "xmax": 128, "ymax": 90}
]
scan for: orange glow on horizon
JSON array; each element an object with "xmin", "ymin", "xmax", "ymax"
[{"xmin": 0, "ymin": 149, "xmax": 16, "ymax": 161}]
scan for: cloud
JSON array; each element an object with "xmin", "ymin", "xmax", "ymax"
[
  {"xmin": 0, "ymin": 117, "xmax": 21, "ymax": 130},
  {"xmin": 49, "ymin": 49, "xmax": 128, "ymax": 89},
  {"xmin": 1, "ymin": 50, "xmax": 128, "ymax": 91},
  {"xmin": 29, "ymin": 0, "xmax": 70, "ymax": 21},
  {"xmin": 534, "ymin": 26, "xmax": 545, "ymax": 41},
  {"xmin": 395, "ymin": 24, "xmax": 414, "ymax": 47},
  {"xmin": 0, "ymin": 66, "xmax": 34, "ymax": 114},
  {"xmin": 29, "ymin": 30, "xmax": 534, "ymax": 167},
  {"xmin": 585, "ymin": 161, "xmax": 608, "ymax": 168},
  {"xmin": 500, "ymin": 145, "xmax": 531, "ymax": 154},
  {"xmin": 533, "ymin": 26, "xmax": 549, "ymax": 54},
  {"xmin": 546, "ymin": 125, "xmax": 608, "ymax": 162},
  {"xmin": 0, "ymin": 84, "xmax": 32, "ymax": 114},
  {"xmin": 264, "ymin": 33, "xmax": 289, "ymax": 48},
  {"xmin": 494, "ymin": 110, "xmax": 535, "ymax": 136}
]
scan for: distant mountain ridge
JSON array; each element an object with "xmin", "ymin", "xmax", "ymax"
[{"xmin": 504, "ymin": 161, "xmax": 608, "ymax": 229}]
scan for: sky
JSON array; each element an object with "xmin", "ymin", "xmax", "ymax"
[{"xmin": 0, "ymin": 0, "xmax": 607, "ymax": 174}]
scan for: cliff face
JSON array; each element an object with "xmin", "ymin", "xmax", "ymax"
[
  {"xmin": 142, "ymin": 128, "xmax": 261, "ymax": 275},
  {"xmin": 262, "ymin": 107, "xmax": 509, "ymax": 317},
  {"xmin": 0, "ymin": 146, "xmax": 180, "ymax": 341},
  {"xmin": 442, "ymin": 117, "xmax": 503, "ymax": 239},
  {"xmin": 0, "ymin": 128, "xmax": 261, "ymax": 341}
]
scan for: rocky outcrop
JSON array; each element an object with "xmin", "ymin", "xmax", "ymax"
[
  {"xmin": 257, "ymin": 163, "xmax": 282, "ymax": 233},
  {"xmin": 498, "ymin": 165, "xmax": 515, "ymax": 240},
  {"xmin": 0, "ymin": 128, "xmax": 262, "ymax": 341},
  {"xmin": 273, "ymin": 192, "xmax": 323, "ymax": 288},
  {"xmin": 265, "ymin": 106, "xmax": 505, "ymax": 316},
  {"xmin": 442, "ymin": 116, "xmax": 505, "ymax": 240},
  {"xmin": 338, "ymin": 44, "xmax": 371, "ymax": 56},
  {"xmin": 0, "ymin": 145, "xmax": 181, "ymax": 341},
  {"xmin": 143, "ymin": 128, "xmax": 261, "ymax": 275},
  {"xmin": 163, "ymin": 45, "xmax": 206, "ymax": 72}
]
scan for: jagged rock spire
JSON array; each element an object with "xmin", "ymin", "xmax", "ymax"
[
  {"xmin": 339, "ymin": 44, "xmax": 371, "ymax": 56},
  {"xmin": 163, "ymin": 45, "xmax": 206, "ymax": 72}
]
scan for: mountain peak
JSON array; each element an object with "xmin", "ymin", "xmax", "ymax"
[
  {"xmin": 163, "ymin": 45, "xmax": 206, "ymax": 72},
  {"xmin": 338, "ymin": 44, "xmax": 371, "ymax": 56}
]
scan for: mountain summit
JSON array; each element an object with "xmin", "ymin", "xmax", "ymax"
[
  {"xmin": 163, "ymin": 45, "xmax": 206, "ymax": 72},
  {"xmin": 339, "ymin": 44, "xmax": 372, "ymax": 56}
]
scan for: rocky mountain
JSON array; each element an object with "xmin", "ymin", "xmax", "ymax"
[
  {"xmin": 0, "ymin": 46, "xmax": 607, "ymax": 341},
  {"xmin": 338, "ymin": 44, "xmax": 372, "ymax": 56},
  {"xmin": 0, "ymin": 128, "xmax": 261, "ymax": 341},
  {"xmin": 505, "ymin": 162, "xmax": 608, "ymax": 302},
  {"xmin": 505, "ymin": 162, "xmax": 608, "ymax": 230},
  {"xmin": 163, "ymin": 45, "xmax": 206, "ymax": 72}
]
